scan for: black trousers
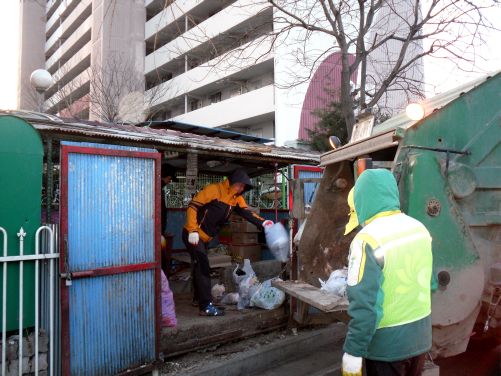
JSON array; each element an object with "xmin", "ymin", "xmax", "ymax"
[
  {"xmin": 182, "ymin": 229, "xmax": 212, "ymax": 310},
  {"xmin": 365, "ymin": 353, "xmax": 425, "ymax": 376}
]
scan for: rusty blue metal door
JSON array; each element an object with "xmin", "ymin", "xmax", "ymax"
[{"xmin": 60, "ymin": 142, "xmax": 161, "ymax": 376}]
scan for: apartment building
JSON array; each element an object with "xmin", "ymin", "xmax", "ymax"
[
  {"xmin": 18, "ymin": 0, "xmax": 145, "ymax": 120},
  {"xmin": 144, "ymin": 0, "xmax": 277, "ymax": 140},
  {"xmin": 18, "ymin": 0, "xmax": 422, "ymax": 146}
]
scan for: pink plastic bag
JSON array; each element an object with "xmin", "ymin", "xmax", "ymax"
[{"xmin": 161, "ymin": 271, "xmax": 177, "ymax": 327}]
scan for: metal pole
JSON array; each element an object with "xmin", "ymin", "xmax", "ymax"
[
  {"xmin": 1, "ymin": 227, "xmax": 7, "ymax": 376},
  {"xmin": 49, "ymin": 230, "xmax": 55, "ymax": 376},
  {"xmin": 46, "ymin": 138, "xmax": 53, "ymax": 223},
  {"xmin": 36, "ymin": 226, "xmax": 54, "ymax": 376},
  {"xmin": 281, "ymin": 168, "xmax": 287, "ymax": 209},
  {"xmin": 18, "ymin": 227, "xmax": 26, "ymax": 376}
]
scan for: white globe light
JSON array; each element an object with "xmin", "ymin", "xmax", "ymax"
[
  {"xmin": 30, "ymin": 69, "xmax": 53, "ymax": 93},
  {"xmin": 405, "ymin": 103, "xmax": 425, "ymax": 121}
]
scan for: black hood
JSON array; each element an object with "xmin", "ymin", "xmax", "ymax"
[
  {"xmin": 229, "ymin": 168, "xmax": 253, "ymax": 192},
  {"xmin": 161, "ymin": 163, "xmax": 177, "ymax": 182}
]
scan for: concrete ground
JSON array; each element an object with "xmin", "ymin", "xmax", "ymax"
[
  {"xmin": 160, "ymin": 322, "xmax": 500, "ymax": 376},
  {"xmin": 161, "ymin": 293, "xmax": 287, "ymax": 357},
  {"xmin": 161, "ymin": 323, "xmax": 347, "ymax": 376}
]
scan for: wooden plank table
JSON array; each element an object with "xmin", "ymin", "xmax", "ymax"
[{"xmin": 272, "ymin": 280, "xmax": 349, "ymax": 324}]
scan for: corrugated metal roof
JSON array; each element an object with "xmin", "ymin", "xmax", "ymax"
[
  {"xmin": 142, "ymin": 120, "xmax": 273, "ymax": 143},
  {"xmin": 372, "ymin": 71, "xmax": 501, "ymax": 136},
  {"xmin": 0, "ymin": 111, "xmax": 320, "ymax": 164}
]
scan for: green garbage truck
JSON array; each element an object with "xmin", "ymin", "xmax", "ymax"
[{"xmin": 297, "ymin": 72, "xmax": 501, "ymax": 358}]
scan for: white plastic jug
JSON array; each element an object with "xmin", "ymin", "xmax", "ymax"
[{"xmin": 264, "ymin": 222, "xmax": 289, "ymax": 262}]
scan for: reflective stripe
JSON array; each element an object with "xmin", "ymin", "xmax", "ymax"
[
  {"xmin": 355, "ymin": 233, "xmax": 379, "ymax": 250},
  {"xmin": 374, "ymin": 232, "xmax": 431, "ymax": 261},
  {"xmin": 358, "ymin": 244, "xmax": 367, "ymax": 283}
]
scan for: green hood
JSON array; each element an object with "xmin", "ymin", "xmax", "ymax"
[{"xmin": 354, "ymin": 169, "xmax": 400, "ymax": 225}]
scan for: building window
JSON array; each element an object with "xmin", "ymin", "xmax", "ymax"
[
  {"xmin": 190, "ymin": 100, "xmax": 200, "ymax": 112},
  {"xmin": 209, "ymin": 92, "xmax": 222, "ymax": 104},
  {"xmin": 151, "ymin": 110, "xmax": 171, "ymax": 121}
]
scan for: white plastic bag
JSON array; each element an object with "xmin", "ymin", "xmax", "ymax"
[
  {"xmin": 265, "ymin": 223, "xmax": 289, "ymax": 262},
  {"xmin": 319, "ymin": 268, "xmax": 348, "ymax": 297},
  {"xmin": 250, "ymin": 278, "xmax": 286, "ymax": 310},
  {"xmin": 220, "ymin": 292, "xmax": 239, "ymax": 305},
  {"xmin": 237, "ymin": 275, "xmax": 260, "ymax": 310},
  {"xmin": 233, "ymin": 259, "xmax": 256, "ymax": 286},
  {"xmin": 211, "ymin": 283, "xmax": 225, "ymax": 302},
  {"xmin": 233, "ymin": 259, "xmax": 260, "ymax": 310}
]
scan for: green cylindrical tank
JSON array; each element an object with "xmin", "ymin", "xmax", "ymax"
[{"xmin": 0, "ymin": 115, "xmax": 44, "ymax": 330}]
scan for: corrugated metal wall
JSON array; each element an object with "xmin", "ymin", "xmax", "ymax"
[
  {"xmin": 68, "ymin": 271, "xmax": 155, "ymax": 375},
  {"xmin": 67, "ymin": 151, "xmax": 155, "ymax": 270},
  {"xmin": 62, "ymin": 142, "xmax": 158, "ymax": 375}
]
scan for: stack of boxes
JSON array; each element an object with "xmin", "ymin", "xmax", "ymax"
[{"xmin": 227, "ymin": 207, "xmax": 262, "ymax": 262}]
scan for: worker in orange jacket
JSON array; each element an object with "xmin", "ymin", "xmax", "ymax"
[{"xmin": 183, "ymin": 167, "xmax": 273, "ymax": 316}]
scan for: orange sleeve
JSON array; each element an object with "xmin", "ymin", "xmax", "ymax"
[{"xmin": 185, "ymin": 183, "xmax": 219, "ymax": 233}]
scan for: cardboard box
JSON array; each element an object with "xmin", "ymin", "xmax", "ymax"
[
  {"xmin": 232, "ymin": 232, "xmax": 259, "ymax": 245},
  {"xmin": 230, "ymin": 221, "xmax": 260, "ymax": 233},
  {"xmin": 230, "ymin": 244, "xmax": 262, "ymax": 262},
  {"xmin": 229, "ymin": 206, "xmax": 260, "ymax": 223}
]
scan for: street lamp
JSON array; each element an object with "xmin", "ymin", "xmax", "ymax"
[
  {"xmin": 405, "ymin": 103, "xmax": 425, "ymax": 121},
  {"xmin": 30, "ymin": 69, "xmax": 53, "ymax": 112},
  {"xmin": 329, "ymin": 135, "xmax": 342, "ymax": 149}
]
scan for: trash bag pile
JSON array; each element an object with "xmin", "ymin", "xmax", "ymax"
[{"xmin": 211, "ymin": 259, "xmax": 286, "ymax": 310}]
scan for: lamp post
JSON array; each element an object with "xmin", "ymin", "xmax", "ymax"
[{"xmin": 30, "ymin": 69, "xmax": 53, "ymax": 112}]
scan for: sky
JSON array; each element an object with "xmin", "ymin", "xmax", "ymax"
[{"xmin": 0, "ymin": 0, "xmax": 20, "ymax": 109}]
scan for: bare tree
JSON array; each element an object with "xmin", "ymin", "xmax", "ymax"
[
  {"xmin": 88, "ymin": 54, "xmax": 170, "ymax": 123},
  {"xmin": 162, "ymin": 0, "xmax": 498, "ymax": 137},
  {"xmin": 44, "ymin": 53, "xmax": 168, "ymax": 123},
  {"xmin": 263, "ymin": 0, "xmax": 500, "ymax": 137}
]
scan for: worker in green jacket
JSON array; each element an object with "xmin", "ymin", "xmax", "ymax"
[{"xmin": 342, "ymin": 169, "xmax": 433, "ymax": 376}]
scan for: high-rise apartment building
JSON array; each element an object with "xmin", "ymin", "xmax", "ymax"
[
  {"xmin": 18, "ymin": 0, "xmax": 145, "ymax": 120},
  {"xmin": 144, "ymin": 0, "xmax": 276, "ymax": 139},
  {"xmin": 18, "ymin": 0, "xmax": 423, "ymax": 146}
]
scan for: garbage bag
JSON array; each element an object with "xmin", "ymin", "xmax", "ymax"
[
  {"xmin": 211, "ymin": 283, "xmax": 225, "ymax": 302},
  {"xmin": 220, "ymin": 292, "xmax": 239, "ymax": 305},
  {"xmin": 250, "ymin": 278, "xmax": 286, "ymax": 310},
  {"xmin": 233, "ymin": 259, "xmax": 256, "ymax": 286},
  {"xmin": 161, "ymin": 271, "xmax": 177, "ymax": 327},
  {"xmin": 233, "ymin": 259, "xmax": 260, "ymax": 309},
  {"xmin": 319, "ymin": 268, "xmax": 348, "ymax": 297},
  {"xmin": 237, "ymin": 275, "xmax": 260, "ymax": 310},
  {"xmin": 265, "ymin": 223, "xmax": 289, "ymax": 262}
]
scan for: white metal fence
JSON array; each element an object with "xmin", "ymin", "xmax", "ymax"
[{"xmin": 0, "ymin": 225, "xmax": 59, "ymax": 376}]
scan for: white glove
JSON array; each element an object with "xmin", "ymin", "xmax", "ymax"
[
  {"xmin": 262, "ymin": 220, "xmax": 274, "ymax": 229},
  {"xmin": 188, "ymin": 232, "xmax": 199, "ymax": 245},
  {"xmin": 342, "ymin": 353, "xmax": 362, "ymax": 376}
]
